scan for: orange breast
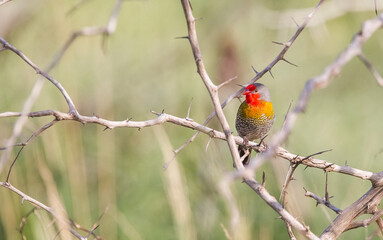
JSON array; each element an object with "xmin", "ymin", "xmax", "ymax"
[{"xmin": 242, "ymin": 100, "xmax": 274, "ymax": 121}]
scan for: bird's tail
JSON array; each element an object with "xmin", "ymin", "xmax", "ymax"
[{"xmin": 237, "ymin": 145, "xmax": 251, "ymax": 167}]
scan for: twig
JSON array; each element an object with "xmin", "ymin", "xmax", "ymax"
[
  {"xmin": 258, "ymin": 0, "xmax": 383, "ymax": 30},
  {"xmin": 180, "ymin": 0, "xmax": 242, "ymax": 170},
  {"xmin": 303, "ymin": 188, "xmax": 342, "ymax": 214},
  {"xmin": 0, "ymin": 38, "xmax": 77, "ymax": 114},
  {"xmin": 5, "ymin": 120, "xmax": 58, "ymax": 182},
  {"xmin": 0, "ymin": 0, "xmax": 124, "ymax": 176},
  {"xmin": 48, "ymin": 0, "xmax": 123, "ymax": 72},
  {"xmin": 217, "ymin": 76, "xmax": 238, "ymax": 89},
  {"xmin": 243, "ymin": 178, "xmax": 320, "ymax": 240},
  {"xmin": 345, "ymin": 209, "xmax": 383, "ymax": 231},
  {"xmin": 0, "ymin": 182, "xmax": 85, "ymax": 239},
  {"xmin": 1, "ymin": 108, "xmax": 380, "ymax": 184}
]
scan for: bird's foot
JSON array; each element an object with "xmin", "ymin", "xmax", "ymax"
[{"xmin": 256, "ymin": 135, "xmax": 268, "ymax": 151}]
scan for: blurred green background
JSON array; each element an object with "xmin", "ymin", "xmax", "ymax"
[{"xmin": 0, "ymin": 0, "xmax": 383, "ymax": 239}]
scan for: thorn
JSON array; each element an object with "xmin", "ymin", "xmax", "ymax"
[
  {"xmin": 186, "ymin": 98, "xmax": 193, "ymax": 120},
  {"xmin": 161, "ymin": 109, "xmax": 165, "ymax": 114},
  {"xmin": 291, "ymin": 17, "xmax": 300, "ymax": 28},
  {"xmin": 272, "ymin": 41, "xmax": 285, "ymax": 46},
  {"xmin": 282, "ymin": 58, "xmax": 298, "ymax": 67},
  {"xmin": 163, "ymin": 154, "xmax": 177, "ymax": 171},
  {"xmin": 103, "ymin": 126, "xmax": 110, "ymax": 131},
  {"xmin": 261, "ymin": 171, "xmax": 266, "ymax": 187},
  {"xmin": 217, "ymin": 76, "xmax": 238, "ymax": 89},
  {"xmin": 302, "ymin": 149, "xmax": 332, "ymax": 161},
  {"xmin": 125, "ymin": 117, "xmax": 132, "ymax": 122},
  {"xmin": 324, "ymin": 163, "xmax": 335, "ymax": 172},
  {"xmin": 21, "ymin": 197, "xmax": 25, "ymax": 205},
  {"xmin": 267, "ymin": 68, "xmax": 274, "ymax": 79},
  {"xmin": 150, "ymin": 110, "xmax": 158, "ymax": 115},
  {"xmin": 175, "ymin": 36, "xmax": 189, "ymax": 40},
  {"xmin": 345, "ymin": 160, "xmax": 348, "ymax": 166},
  {"xmin": 188, "ymin": 0, "xmax": 193, "ymax": 10},
  {"xmin": 251, "ymin": 65, "xmax": 259, "ymax": 74},
  {"xmin": 236, "ymin": 83, "xmax": 247, "ymax": 89}
]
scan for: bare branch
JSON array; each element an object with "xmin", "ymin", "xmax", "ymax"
[
  {"xmin": 303, "ymin": 188, "xmax": 342, "ymax": 214},
  {"xmin": 217, "ymin": 76, "xmax": 238, "ymax": 89},
  {"xmin": 243, "ymin": 178, "xmax": 320, "ymax": 240},
  {"xmin": 0, "ymin": 182, "xmax": 85, "ymax": 239},
  {"xmin": 0, "ymin": 38, "xmax": 77, "ymax": 114},
  {"xmin": 320, "ymin": 186, "xmax": 383, "ymax": 239},
  {"xmin": 48, "ymin": 0, "xmax": 123, "ymax": 72},
  {"xmin": 180, "ymin": 0, "xmax": 242, "ymax": 170},
  {"xmin": 5, "ymin": 120, "xmax": 58, "ymax": 182},
  {"xmin": 1, "ymin": 108, "xmax": 379, "ymax": 185},
  {"xmin": 345, "ymin": 210, "xmax": 383, "ymax": 231}
]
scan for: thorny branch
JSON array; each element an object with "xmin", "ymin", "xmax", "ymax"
[
  {"xmin": 0, "ymin": 181, "xmax": 84, "ymax": 239},
  {"xmin": 303, "ymin": 188, "xmax": 342, "ymax": 215},
  {"xmin": 0, "ymin": 1, "xmax": 125, "ymax": 239},
  {"xmin": 180, "ymin": 0, "xmax": 324, "ymax": 239},
  {"xmin": 172, "ymin": 0, "xmax": 326, "ymax": 165}
]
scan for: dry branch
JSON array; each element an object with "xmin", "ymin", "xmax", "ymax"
[
  {"xmin": 180, "ymin": 0, "xmax": 242, "ymax": 170},
  {"xmin": 303, "ymin": 188, "xmax": 342, "ymax": 215},
  {"xmin": 173, "ymin": 0, "xmax": 326, "ymax": 159},
  {"xmin": 321, "ymin": 187, "xmax": 383, "ymax": 239},
  {"xmin": 246, "ymin": 12, "xmax": 383, "ymax": 174},
  {"xmin": 0, "ymin": 181, "xmax": 85, "ymax": 239}
]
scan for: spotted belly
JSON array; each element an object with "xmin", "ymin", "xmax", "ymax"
[{"xmin": 235, "ymin": 101, "xmax": 274, "ymax": 140}]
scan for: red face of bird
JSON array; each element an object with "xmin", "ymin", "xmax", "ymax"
[
  {"xmin": 242, "ymin": 83, "xmax": 271, "ymax": 102},
  {"xmin": 243, "ymin": 84, "xmax": 257, "ymax": 95}
]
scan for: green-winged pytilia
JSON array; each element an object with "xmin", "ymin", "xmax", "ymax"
[{"xmin": 235, "ymin": 83, "xmax": 274, "ymax": 165}]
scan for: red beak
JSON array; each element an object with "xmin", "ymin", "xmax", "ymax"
[{"xmin": 243, "ymin": 90, "xmax": 252, "ymax": 95}]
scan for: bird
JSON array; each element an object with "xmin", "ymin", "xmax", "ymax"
[{"xmin": 235, "ymin": 83, "xmax": 274, "ymax": 166}]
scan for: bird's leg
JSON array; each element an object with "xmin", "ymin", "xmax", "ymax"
[
  {"xmin": 257, "ymin": 135, "xmax": 268, "ymax": 151},
  {"xmin": 243, "ymin": 136, "xmax": 249, "ymax": 148}
]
